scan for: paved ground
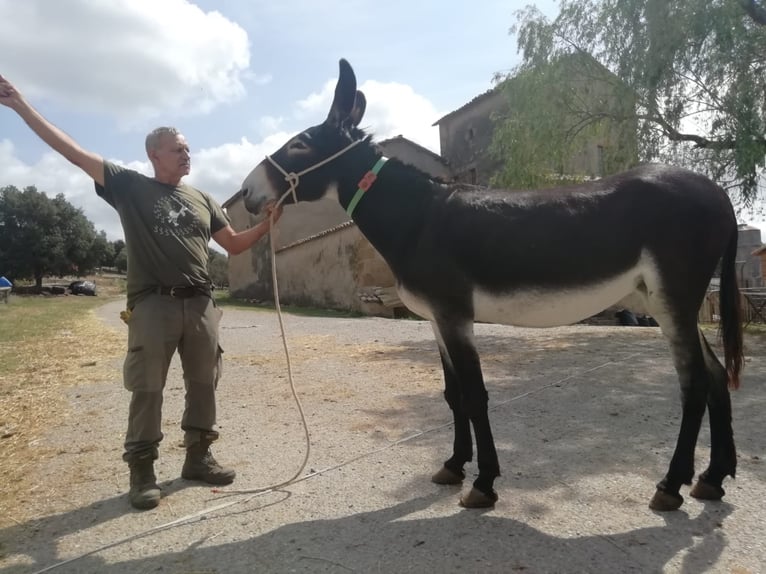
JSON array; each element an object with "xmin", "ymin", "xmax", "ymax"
[{"xmin": 1, "ymin": 299, "xmax": 765, "ymax": 573}]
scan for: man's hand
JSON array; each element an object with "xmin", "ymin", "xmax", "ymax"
[
  {"xmin": 213, "ymin": 202, "xmax": 284, "ymax": 256},
  {"xmin": 0, "ymin": 74, "xmax": 24, "ymax": 110},
  {"xmin": 0, "ymin": 73, "xmax": 105, "ymax": 186},
  {"xmin": 266, "ymin": 203, "xmax": 284, "ymax": 224}
]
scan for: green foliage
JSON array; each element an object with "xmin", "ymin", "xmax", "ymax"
[
  {"xmin": 113, "ymin": 248, "xmax": 128, "ymax": 273},
  {"xmin": 0, "ymin": 185, "xmax": 103, "ymax": 285},
  {"xmin": 90, "ymin": 231, "xmax": 115, "ymax": 268},
  {"xmin": 510, "ymin": 0, "xmax": 766, "ymax": 204},
  {"xmin": 490, "ymin": 55, "xmax": 638, "ymax": 189},
  {"xmin": 207, "ymin": 248, "xmax": 229, "ymax": 287}
]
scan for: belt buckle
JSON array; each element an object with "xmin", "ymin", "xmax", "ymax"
[{"xmin": 169, "ymin": 286, "xmax": 181, "ymax": 297}]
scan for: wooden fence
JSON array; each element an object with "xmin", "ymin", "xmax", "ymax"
[{"xmin": 699, "ymin": 289, "xmax": 766, "ymax": 325}]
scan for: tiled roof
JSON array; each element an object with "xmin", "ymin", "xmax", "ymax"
[
  {"xmin": 432, "ymin": 86, "xmax": 501, "ymax": 126},
  {"xmin": 378, "ymin": 135, "xmax": 447, "ymax": 165}
]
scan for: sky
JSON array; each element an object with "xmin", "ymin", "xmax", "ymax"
[
  {"xmin": 0, "ymin": 0, "xmax": 561, "ymax": 243},
  {"xmin": 1, "ymin": 0, "xmax": 763, "ymax": 245}
]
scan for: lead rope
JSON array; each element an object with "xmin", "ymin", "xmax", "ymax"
[
  {"xmin": 209, "ymin": 139, "xmax": 365, "ymax": 495},
  {"xmin": 211, "ymin": 187, "xmax": 311, "ymax": 495}
]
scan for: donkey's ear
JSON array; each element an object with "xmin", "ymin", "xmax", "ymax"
[
  {"xmin": 349, "ymin": 91, "xmax": 366, "ymax": 127},
  {"xmin": 327, "ymin": 58, "xmax": 357, "ymax": 126}
]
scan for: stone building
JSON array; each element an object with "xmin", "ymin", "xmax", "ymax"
[
  {"xmin": 433, "ymin": 88, "xmax": 506, "ymax": 185},
  {"xmin": 738, "ymin": 224, "xmax": 764, "ymax": 288},
  {"xmin": 434, "ymin": 54, "xmax": 638, "ymax": 186}
]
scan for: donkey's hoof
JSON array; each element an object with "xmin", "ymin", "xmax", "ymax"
[
  {"xmin": 649, "ymin": 489, "xmax": 683, "ymax": 511},
  {"xmin": 431, "ymin": 466, "xmax": 464, "ymax": 485},
  {"xmin": 690, "ymin": 480, "xmax": 725, "ymax": 501},
  {"xmin": 459, "ymin": 487, "xmax": 497, "ymax": 508}
]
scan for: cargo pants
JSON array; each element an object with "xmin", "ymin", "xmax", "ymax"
[{"xmin": 121, "ymin": 292, "xmax": 223, "ymax": 462}]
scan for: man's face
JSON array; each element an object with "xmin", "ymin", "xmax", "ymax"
[{"xmin": 151, "ymin": 133, "xmax": 191, "ymax": 179}]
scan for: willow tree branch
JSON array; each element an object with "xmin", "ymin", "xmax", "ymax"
[{"xmin": 740, "ymin": 0, "xmax": 766, "ymax": 25}]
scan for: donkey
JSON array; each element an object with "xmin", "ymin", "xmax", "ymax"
[{"xmin": 240, "ymin": 59, "xmax": 743, "ymax": 511}]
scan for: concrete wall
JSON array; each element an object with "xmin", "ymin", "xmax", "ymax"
[
  {"xmin": 227, "ymin": 195, "xmax": 352, "ymax": 301},
  {"xmin": 229, "ymin": 213, "xmax": 398, "ymax": 316},
  {"xmin": 272, "ymin": 224, "xmax": 397, "ymax": 316}
]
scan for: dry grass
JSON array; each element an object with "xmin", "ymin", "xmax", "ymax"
[{"xmin": 0, "ymin": 276, "xmax": 126, "ymax": 527}]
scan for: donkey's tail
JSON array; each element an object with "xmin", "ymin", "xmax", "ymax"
[{"xmin": 720, "ymin": 223, "xmax": 744, "ymax": 389}]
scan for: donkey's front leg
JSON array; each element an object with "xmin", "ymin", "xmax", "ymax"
[
  {"xmin": 432, "ymin": 320, "xmax": 500, "ymax": 508},
  {"xmin": 431, "ymin": 351, "xmax": 473, "ymax": 486}
]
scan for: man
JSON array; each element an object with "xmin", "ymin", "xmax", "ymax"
[{"xmin": 0, "ymin": 74, "xmax": 280, "ymax": 510}]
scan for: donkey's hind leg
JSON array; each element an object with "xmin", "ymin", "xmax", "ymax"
[
  {"xmin": 689, "ymin": 330, "xmax": 736, "ymax": 501},
  {"xmin": 650, "ymin": 319, "xmax": 711, "ymax": 511}
]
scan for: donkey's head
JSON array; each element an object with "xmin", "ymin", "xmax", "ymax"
[{"xmin": 241, "ymin": 59, "xmax": 367, "ymax": 216}]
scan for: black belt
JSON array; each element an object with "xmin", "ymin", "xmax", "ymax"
[{"xmin": 156, "ymin": 285, "xmax": 211, "ymax": 298}]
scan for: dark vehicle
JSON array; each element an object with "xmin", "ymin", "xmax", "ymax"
[{"xmin": 69, "ymin": 280, "xmax": 97, "ymax": 296}]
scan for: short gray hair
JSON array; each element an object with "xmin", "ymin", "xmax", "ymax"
[{"xmin": 145, "ymin": 126, "xmax": 181, "ymax": 154}]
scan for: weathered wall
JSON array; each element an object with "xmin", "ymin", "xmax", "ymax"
[
  {"xmin": 227, "ymin": 196, "xmax": 351, "ymax": 301},
  {"xmin": 273, "ymin": 224, "xmax": 396, "ymax": 316},
  {"xmin": 230, "ymin": 219, "xmax": 397, "ymax": 316},
  {"xmin": 437, "ymin": 90, "xmax": 506, "ymax": 185}
]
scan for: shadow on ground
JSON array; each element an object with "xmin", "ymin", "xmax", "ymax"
[{"xmin": 0, "ymin": 490, "xmax": 735, "ymax": 574}]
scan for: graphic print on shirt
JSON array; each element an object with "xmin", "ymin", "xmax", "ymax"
[{"xmin": 152, "ymin": 194, "xmax": 203, "ymax": 237}]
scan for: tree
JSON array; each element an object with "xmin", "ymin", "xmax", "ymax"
[
  {"xmin": 0, "ymin": 185, "xmax": 101, "ymax": 287},
  {"xmin": 207, "ymin": 249, "xmax": 229, "ymax": 288},
  {"xmin": 113, "ymin": 248, "xmax": 128, "ymax": 273},
  {"xmin": 509, "ymin": 0, "xmax": 766, "ymax": 204},
  {"xmin": 90, "ymin": 230, "xmax": 115, "ymax": 268}
]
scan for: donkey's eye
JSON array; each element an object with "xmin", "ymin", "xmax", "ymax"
[{"xmin": 289, "ymin": 140, "xmax": 309, "ymax": 151}]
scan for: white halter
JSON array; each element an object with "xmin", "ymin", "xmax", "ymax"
[{"xmin": 265, "ymin": 138, "xmax": 365, "ymax": 208}]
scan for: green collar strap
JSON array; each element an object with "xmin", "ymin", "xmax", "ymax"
[{"xmin": 346, "ymin": 156, "xmax": 388, "ymax": 217}]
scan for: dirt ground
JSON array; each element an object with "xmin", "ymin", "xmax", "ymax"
[{"xmin": 1, "ymin": 299, "xmax": 764, "ymax": 574}]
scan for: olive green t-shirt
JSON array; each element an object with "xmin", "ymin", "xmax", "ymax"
[{"xmin": 95, "ymin": 161, "xmax": 230, "ymax": 307}]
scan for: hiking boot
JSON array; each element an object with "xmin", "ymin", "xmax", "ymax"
[
  {"xmin": 128, "ymin": 455, "xmax": 161, "ymax": 510},
  {"xmin": 182, "ymin": 442, "xmax": 236, "ymax": 485}
]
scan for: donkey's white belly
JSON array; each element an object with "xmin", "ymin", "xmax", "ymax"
[
  {"xmin": 472, "ymin": 275, "xmax": 638, "ymax": 327},
  {"xmin": 399, "ymin": 257, "xmax": 657, "ymax": 328}
]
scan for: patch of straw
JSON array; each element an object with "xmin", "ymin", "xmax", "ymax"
[{"xmin": 0, "ymin": 309, "xmax": 124, "ymax": 528}]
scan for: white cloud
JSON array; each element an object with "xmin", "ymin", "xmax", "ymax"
[
  {"xmin": 359, "ymin": 80, "xmax": 442, "ymax": 152},
  {"xmin": 296, "ymin": 79, "xmax": 443, "ymax": 152},
  {"xmin": 0, "ymin": 0, "xmax": 253, "ymax": 124},
  {"xmin": 0, "ymin": 140, "xmax": 123, "ymax": 240}
]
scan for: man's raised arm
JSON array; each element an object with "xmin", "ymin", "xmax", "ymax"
[{"xmin": 0, "ymin": 74, "xmax": 104, "ymax": 186}]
